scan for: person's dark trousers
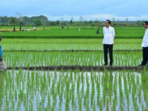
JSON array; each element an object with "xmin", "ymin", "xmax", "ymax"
[
  {"xmin": 141, "ymin": 47, "xmax": 148, "ymax": 65},
  {"xmin": 103, "ymin": 44, "xmax": 113, "ymax": 65}
]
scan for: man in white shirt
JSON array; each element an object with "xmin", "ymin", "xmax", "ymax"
[
  {"xmin": 34, "ymin": 26, "xmax": 36, "ymax": 31},
  {"xmin": 103, "ymin": 20, "xmax": 115, "ymax": 66},
  {"xmin": 139, "ymin": 21, "xmax": 148, "ymax": 66}
]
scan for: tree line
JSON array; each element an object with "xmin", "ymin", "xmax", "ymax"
[
  {"xmin": 0, "ymin": 15, "xmax": 146, "ymax": 27},
  {"xmin": 0, "ymin": 15, "xmax": 48, "ymax": 27}
]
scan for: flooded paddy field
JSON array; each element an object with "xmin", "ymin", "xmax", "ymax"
[{"xmin": 0, "ymin": 69, "xmax": 148, "ymax": 111}]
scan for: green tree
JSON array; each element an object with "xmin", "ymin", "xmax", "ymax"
[
  {"xmin": 89, "ymin": 20, "xmax": 93, "ymax": 24},
  {"xmin": 9, "ymin": 17, "xmax": 17, "ymax": 27},
  {"xmin": 50, "ymin": 21, "xmax": 56, "ymax": 26},
  {"xmin": 70, "ymin": 20, "xmax": 73, "ymax": 24},
  {"xmin": 91, "ymin": 23, "xmax": 98, "ymax": 26},
  {"xmin": 56, "ymin": 20, "xmax": 60, "ymax": 25},
  {"xmin": 84, "ymin": 21, "xmax": 89, "ymax": 25},
  {"xmin": 34, "ymin": 19, "xmax": 42, "ymax": 26},
  {"xmin": 19, "ymin": 21, "xmax": 24, "ymax": 26}
]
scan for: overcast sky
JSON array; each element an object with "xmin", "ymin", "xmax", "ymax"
[{"xmin": 0, "ymin": 0, "xmax": 147, "ymax": 21}]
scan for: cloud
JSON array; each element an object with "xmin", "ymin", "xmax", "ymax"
[
  {"xmin": 0, "ymin": 0, "xmax": 147, "ymax": 20},
  {"xmin": 42, "ymin": 14, "xmax": 148, "ymax": 21}
]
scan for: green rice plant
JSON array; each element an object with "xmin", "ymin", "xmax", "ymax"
[
  {"xmin": 1, "ymin": 69, "xmax": 148, "ymax": 110},
  {"xmin": 0, "ymin": 27, "xmax": 145, "ymax": 38},
  {"xmin": 4, "ymin": 51, "xmax": 143, "ymax": 67}
]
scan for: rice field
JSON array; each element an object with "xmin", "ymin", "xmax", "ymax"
[
  {"xmin": 3, "ymin": 51, "xmax": 143, "ymax": 67},
  {"xmin": 0, "ymin": 37, "xmax": 148, "ymax": 111},
  {"xmin": 0, "ymin": 69, "xmax": 148, "ymax": 111},
  {"xmin": 0, "ymin": 27, "xmax": 145, "ymax": 38},
  {"xmin": 1, "ymin": 38, "xmax": 143, "ymax": 50}
]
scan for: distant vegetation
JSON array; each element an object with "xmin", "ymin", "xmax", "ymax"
[{"xmin": 0, "ymin": 15, "xmax": 146, "ymax": 27}]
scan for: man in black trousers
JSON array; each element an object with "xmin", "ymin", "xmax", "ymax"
[
  {"xmin": 103, "ymin": 20, "xmax": 115, "ymax": 66},
  {"xmin": 139, "ymin": 21, "xmax": 148, "ymax": 66}
]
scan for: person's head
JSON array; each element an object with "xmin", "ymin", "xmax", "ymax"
[
  {"xmin": 144, "ymin": 21, "xmax": 148, "ymax": 29},
  {"xmin": 105, "ymin": 20, "xmax": 111, "ymax": 27},
  {"xmin": 0, "ymin": 35, "xmax": 2, "ymax": 41}
]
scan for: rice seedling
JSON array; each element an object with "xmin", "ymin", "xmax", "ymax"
[
  {"xmin": 3, "ymin": 51, "xmax": 143, "ymax": 67},
  {"xmin": 0, "ymin": 69, "xmax": 147, "ymax": 110}
]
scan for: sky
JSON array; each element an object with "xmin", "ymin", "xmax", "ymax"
[{"xmin": 0, "ymin": 0, "xmax": 148, "ymax": 21}]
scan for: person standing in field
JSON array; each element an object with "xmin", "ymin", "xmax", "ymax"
[
  {"xmin": 0, "ymin": 35, "xmax": 7, "ymax": 70},
  {"xmin": 103, "ymin": 20, "xmax": 115, "ymax": 66},
  {"xmin": 96, "ymin": 28, "xmax": 99, "ymax": 34},
  {"xmin": 20, "ymin": 26, "xmax": 21, "ymax": 31},
  {"xmin": 22, "ymin": 27, "xmax": 24, "ymax": 31},
  {"xmin": 138, "ymin": 21, "xmax": 148, "ymax": 66},
  {"xmin": 34, "ymin": 26, "xmax": 36, "ymax": 31},
  {"xmin": 13, "ymin": 27, "xmax": 15, "ymax": 32}
]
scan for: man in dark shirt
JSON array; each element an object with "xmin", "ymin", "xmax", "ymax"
[
  {"xmin": 13, "ymin": 27, "xmax": 15, "ymax": 32},
  {"xmin": 96, "ymin": 28, "xmax": 99, "ymax": 34}
]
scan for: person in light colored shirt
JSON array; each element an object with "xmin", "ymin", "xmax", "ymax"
[
  {"xmin": 34, "ymin": 26, "xmax": 36, "ymax": 31},
  {"xmin": 139, "ymin": 21, "xmax": 148, "ymax": 66},
  {"xmin": 103, "ymin": 20, "xmax": 115, "ymax": 66}
]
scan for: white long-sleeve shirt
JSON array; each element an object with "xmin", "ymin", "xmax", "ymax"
[
  {"xmin": 103, "ymin": 26, "xmax": 115, "ymax": 44},
  {"xmin": 142, "ymin": 29, "xmax": 148, "ymax": 47}
]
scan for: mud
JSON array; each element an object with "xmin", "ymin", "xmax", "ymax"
[
  {"xmin": 7, "ymin": 65, "xmax": 148, "ymax": 71},
  {"xmin": 3, "ymin": 49, "xmax": 142, "ymax": 52}
]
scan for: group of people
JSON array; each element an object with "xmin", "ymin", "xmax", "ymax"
[
  {"xmin": 0, "ymin": 20, "xmax": 148, "ymax": 70},
  {"xmin": 13, "ymin": 26, "xmax": 36, "ymax": 32},
  {"xmin": 103, "ymin": 20, "xmax": 148, "ymax": 66}
]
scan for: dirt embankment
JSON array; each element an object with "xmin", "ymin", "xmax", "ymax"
[
  {"xmin": 7, "ymin": 65, "xmax": 148, "ymax": 71},
  {"xmin": 3, "ymin": 49, "xmax": 142, "ymax": 52}
]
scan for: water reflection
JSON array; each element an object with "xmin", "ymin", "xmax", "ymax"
[{"xmin": 0, "ymin": 70, "xmax": 147, "ymax": 111}]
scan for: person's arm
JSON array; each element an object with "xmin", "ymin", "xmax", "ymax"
[
  {"xmin": 112, "ymin": 28, "xmax": 115, "ymax": 39},
  {"xmin": 103, "ymin": 27, "xmax": 105, "ymax": 36},
  {"xmin": 145, "ymin": 29, "xmax": 148, "ymax": 41}
]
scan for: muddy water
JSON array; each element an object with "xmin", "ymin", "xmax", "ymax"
[{"xmin": 0, "ymin": 70, "xmax": 147, "ymax": 111}]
